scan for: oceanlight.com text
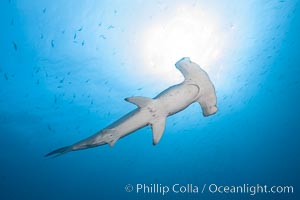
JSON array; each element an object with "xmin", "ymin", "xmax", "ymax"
[
  {"xmin": 207, "ymin": 184, "xmax": 293, "ymax": 195},
  {"xmin": 124, "ymin": 183, "xmax": 294, "ymax": 196}
]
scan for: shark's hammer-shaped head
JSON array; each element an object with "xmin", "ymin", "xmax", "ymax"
[{"xmin": 175, "ymin": 57, "xmax": 218, "ymax": 117}]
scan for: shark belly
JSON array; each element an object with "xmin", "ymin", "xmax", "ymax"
[
  {"xmin": 68, "ymin": 109, "xmax": 151, "ymax": 150},
  {"xmin": 156, "ymin": 83, "xmax": 200, "ymax": 115},
  {"xmin": 108, "ymin": 109, "xmax": 152, "ymax": 139}
]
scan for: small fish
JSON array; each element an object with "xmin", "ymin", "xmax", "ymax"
[
  {"xmin": 107, "ymin": 25, "xmax": 114, "ymax": 30},
  {"xmin": 77, "ymin": 27, "xmax": 83, "ymax": 31},
  {"xmin": 51, "ymin": 40, "xmax": 54, "ymax": 48},
  {"xmin": 114, "ymin": 10, "xmax": 117, "ymax": 14},
  {"xmin": 85, "ymin": 79, "xmax": 90, "ymax": 83},
  {"xmin": 36, "ymin": 80, "xmax": 40, "ymax": 85},
  {"xmin": 43, "ymin": 8, "xmax": 46, "ymax": 13},
  {"xmin": 54, "ymin": 95, "xmax": 57, "ymax": 104},
  {"xmin": 81, "ymin": 40, "xmax": 85, "ymax": 46},
  {"xmin": 98, "ymin": 22, "xmax": 102, "ymax": 27},
  {"xmin": 40, "ymin": 33, "xmax": 44, "ymax": 39},
  {"xmin": 59, "ymin": 78, "xmax": 65, "ymax": 83},
  {"xmin": 73, "ymin": 33, "xmax": 77, "ymax": 40},
  {"xmin": 57, "ymin": 85, "xmax": 62, "ymax": 88},
  {"xmin": 4, "ymin": 73, "xmax": 8, "ymax": 80},
  {"xmin": 47, "ymin": 124, "xmax": 52, "ymax": 131},
  {"xmin": 12, "ymin": 41, "xmax": 17, "ymax": 51},
  {"xmin": 99, "ymin": 34, "xmax": 106, "ymax": 39},
  {"xmin": 10, "ymin": 18, "xmax": 14, "ymax": 26},
  {"xmin": 67, "ymin": 72, "xmax": 71, "ymax": 75}
]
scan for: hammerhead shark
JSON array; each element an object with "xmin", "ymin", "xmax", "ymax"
[{"xmin": 45, "ymin": 57, "xmax": 217, "ymax": 157}]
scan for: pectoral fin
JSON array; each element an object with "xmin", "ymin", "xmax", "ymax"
[
  {"xmin": 125, "ymin": 96, "xmax": 153, "ymax": 108},
  {"xmin": 102, "ymin": 129, "xmax": 119, "ymax": 147},
  {"xmin": 151, "ymin": 117, "xmax": 166, "ymax": 145},
  {"xmin": 108, "ymin": 137, "xmax": 119, "ymax": 147}
]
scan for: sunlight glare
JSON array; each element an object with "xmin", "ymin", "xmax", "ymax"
[{"xmin": 140, "ymin": 6, "xmax": 228, "ymax": 83}]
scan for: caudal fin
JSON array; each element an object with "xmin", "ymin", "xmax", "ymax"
[{"xmin": 44, "ymin": 146, "xmax": 72, "ymax": 158}]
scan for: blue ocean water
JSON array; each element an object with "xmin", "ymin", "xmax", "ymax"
[{"xmin": 0, "ymin": 0, "xmax": 299, "ymax": 199}]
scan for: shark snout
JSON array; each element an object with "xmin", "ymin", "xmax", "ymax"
[
  {"xmin": 203, "ymin": 105, "xmax": 218, "ymax": 117},
  {"xmin": 175, "ymin": 57, "xmax": 191, "ymax": 69}
]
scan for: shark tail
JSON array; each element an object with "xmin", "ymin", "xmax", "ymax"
[{"xmin": 45, "ymin": 146, "xmax": 73, "ymax": 158}]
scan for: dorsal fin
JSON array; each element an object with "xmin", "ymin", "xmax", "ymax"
[
  {"xmin": 151, "ymin": 117, "xmax": 166, "ymax": 145},
  {"xmin": 125, "ymin": 96, "xmax": 153, "ymax": 108}
]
